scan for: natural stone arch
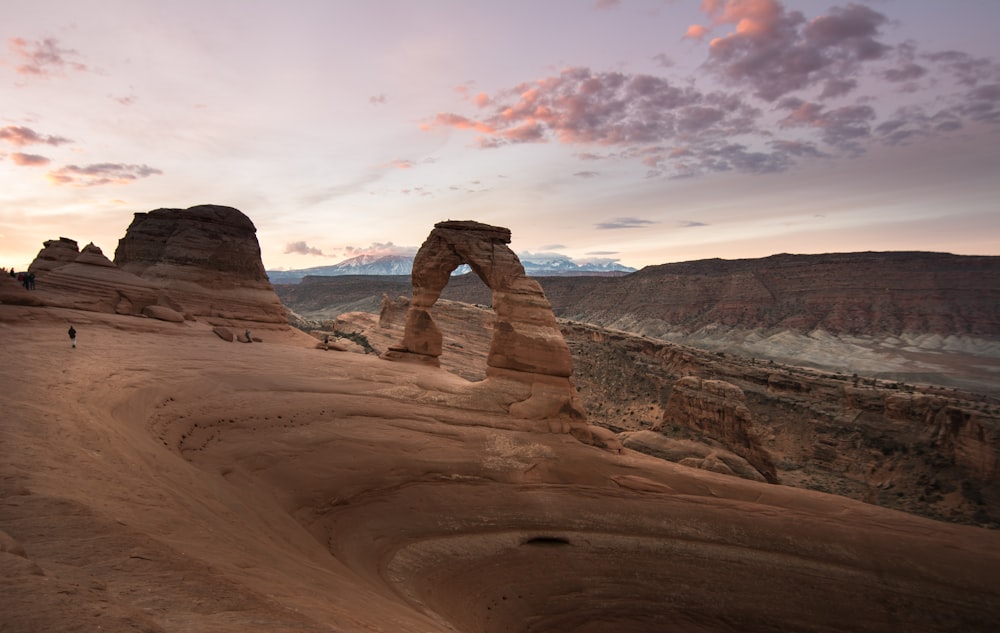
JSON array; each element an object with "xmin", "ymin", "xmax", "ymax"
[
  {"xmin": 384, "ymin": 221, "xmax": 594, "ymax": 426},
  {"xmin": 387, "ymin": 221, "xmax": 569, "ymax": 375}
]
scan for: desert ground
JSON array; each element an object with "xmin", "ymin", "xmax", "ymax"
[{"xmin": 2, "ymin": 304, "xmax": 1000, "ymax": 632}]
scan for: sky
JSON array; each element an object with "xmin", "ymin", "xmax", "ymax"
[{"xmin": 2, "ymin": 0, "xmax": 999, "ymax": 272}]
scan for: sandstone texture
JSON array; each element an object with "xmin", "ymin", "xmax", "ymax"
[
  {"xmin": 26, "ymin": 237, "xmax": 81, "ymax": 273},
  {"xmin": 385, "ymin": 220, "xmax": 587, "ymax": 426},
  {"xmin": 657, "ymin": 376, "xmax": 778, "ymax": 483},
  {"xmin": 335, "ymin": 299, "xmax": 1000, "ymax": 528},
  {"xmin": 114, "ymin": 204, "xmax": 287, "ymax": 324},
  {"xmin": 14, "ymin": 206, "xmax": 288, "ymax": 330},
  {"xmin": 1, "ymin": 306, "xmax": 998, "ymax": 633}
]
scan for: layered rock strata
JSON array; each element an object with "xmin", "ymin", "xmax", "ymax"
[
  {"xmin": 27, "ymin": 237, "xmax": 81, "ymax": 273},
  {"xmin": 13, "ymin": 205, "xmax": 288, "ymax": 329},
  {"xmin": 114, "ymin": 205, "xmax": 287, "ymax": 324},
  {"xmin": 657, "ymin": 376, "xmax": 778, "ymax": 483},
  {"xmin": 384, "ymin": 220, "xmax": 588, "ymax": 429},
  {"xmin": 21, "ymin": 242, "xmax": 164, "ymax": 315}
]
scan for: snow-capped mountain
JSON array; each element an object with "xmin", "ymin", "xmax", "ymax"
[{"xmin": 267, "ymin": 253, "xmax": 635, "ymax": 283}]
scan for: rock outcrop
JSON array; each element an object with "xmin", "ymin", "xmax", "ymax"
[
  {"xmin": 384, "ymin": 220, "xmax": 588, "ymax": 429},
  {"xmin": 23, "ymin": 242, "xmax": 163, "ymax": 315},
  {"xmin": 114, "ymin": 205, "xmax": 287, "ymax": 324},
  {"xmin": 27, "ymin": 237, "xmax": 81, "ymax": 273},
  {"xmin": 15, "ymin": 205, "xmax": 288, "ymax": 330},
  {"xmin": 657, "ymin": 376, "xmax": 778, "ymax": 483}
]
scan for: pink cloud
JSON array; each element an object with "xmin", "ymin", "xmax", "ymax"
[
  {"xmin": 684, "ymin": 24, "xmax": 710, "ymax": 41},
  {"xmin": 8, "ymin": 37, "xmax": 88, "ymax": 77},
  {"xmin": 700, "ymin": 1, "xmax": 890, "ymax": 101},
  {"xmin": 0, "ymin": 125, "xmax": 72, "ymax": 147},
  {"xmin": 10, "ymin": 152, "xmax": 50, "ymax": 166},
  {"xmin": 284, "ymin": 241, "xmax": 324, "ymax": 256},
  {"xmin": 47, "ymin": 163, "xmax": 163, "ymax": 187}
]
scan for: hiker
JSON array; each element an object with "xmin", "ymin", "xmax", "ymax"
[
  {"xmin": 323, "ymin": 334, "xmax": 329, "ymax": 350},
  {"xmin": 68, "ymin": 325, "xmax": 77, "ymax": 348},
  {"xmin": 245, "ymin": 329, "xmax": 252, "ymax": 343}
]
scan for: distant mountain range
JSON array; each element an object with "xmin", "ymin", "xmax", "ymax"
[{"xmin": 267, "ymin": 253, "xmax": 636, "ymax": 283}]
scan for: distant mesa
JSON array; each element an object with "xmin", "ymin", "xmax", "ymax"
[{"xmin": 266, "ymin": 252, "xmax": 636, "ymax": 283}]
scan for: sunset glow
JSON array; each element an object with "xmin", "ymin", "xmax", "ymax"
[{"xmin": 1, "ymin": 0, "xmax": 998, "ymax": 272}]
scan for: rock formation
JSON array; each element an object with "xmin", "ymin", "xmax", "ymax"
[
  {"xmin": 384, "ymin": 220, "xmax": 589, "ymax": 430},
  {"xmin": 22, "ymin": 241, "xmax": 163, "ymax": 316},
  {"xmin": 12, "ymin": 205, "xmax": 288, "ymax": 329},
  {"xmin": 656, "ymin": 376, "xmax": 778, "ymax": 483},
  {"xmin": 114, "ymin": 204, "xmax": 287, "ymax": 324},
  {"xmin": 26, "ymin": 237, "xmax": 81, "ymax": 273}
]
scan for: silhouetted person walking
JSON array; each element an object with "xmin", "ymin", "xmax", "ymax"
[{"xmin": 68, "ymin": 325, "xmax": 76, "ymax": 348}]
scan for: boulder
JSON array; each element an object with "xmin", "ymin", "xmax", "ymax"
[
  {"xmin": 142, "ymin": 304, "xmax": 185, "ymax": 323},
  {"xmin": 212, "ymin": 326, "xmax": 235, "ymax": 342}
]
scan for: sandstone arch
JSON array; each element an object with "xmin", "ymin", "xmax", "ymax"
[{"xmin": 384, "ymin": 220, "xmax": 591, "ymax": 426}]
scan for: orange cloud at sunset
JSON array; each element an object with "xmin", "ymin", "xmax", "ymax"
[
  {"xmin": 0, "ymin": 125, "xmax": 72, "ymax": 147},
  {"xmin": 10, "ymin": 152, "xmax": 50, "ymax": 166},
  {"xmin": 46, "ymin": 163, "xmax": 163, "ymax": 187},
  {"xmin": 684, "ymin": 24, "xmax": 709, "ymax": 40}
]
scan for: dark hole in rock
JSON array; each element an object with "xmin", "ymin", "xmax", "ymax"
[{"xmin": 523, "ymin": 536, "xmax": 571, "ymax": 546}]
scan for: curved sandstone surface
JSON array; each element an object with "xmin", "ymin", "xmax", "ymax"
[{"xmin": 1, "ymin": 307, "xmax": 998, "ymax": 632}]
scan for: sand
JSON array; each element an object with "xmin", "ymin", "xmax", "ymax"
[{"xmin": 2, "ymin": 305, "xmax": 999, "ymax": 632}]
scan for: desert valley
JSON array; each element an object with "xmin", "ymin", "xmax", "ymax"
[{"xmin": 2, "ymin": 205, "xmax": 999, "ymax": 632}]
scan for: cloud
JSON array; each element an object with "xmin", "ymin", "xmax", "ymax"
[
  {"xmin": 883, "ymin": 63, "xmax": 927, "ymax": 83},
  {"xmin": 778, "ymin": 99, "xmax": 876, "ymax": 151},
  {"xmin": 594, "ymin": 0, "xmax": 621, "ymax": 9},
  {"xmin": 10, "ymin": 152, "xmax": 50, "ymax": 166},
  {"xmin": 700, "ymin": 1, "xmax": 890, "ymax": 101},
  {"xmin": 369, "ymin": 93, "xmax": 387, "ymax": 104},
  {"xmin": 284, "ymin": 241, "xmax": 324, "ymax": 256},
  {"xmin": 678, "ymin": 220, "xmax": 707, "ymax": 227},
  {"xmin": 595, "ymin": 217, "xmax": 657, "ymax": 230},
  {"xmin": 0, "ymin": 125, "xmax": 72, "ymax": 147},
  {"xmin": 684, "ymin": 24, "xmax": 709, "ymax": 41},
  {"xmin": 574, "ymin": 170, "xmax": 600, "ymax": 179},
  {"xmin": 539, "ymin": 244, "xmax": 566, "ymax": 250},
  {"xmin": 652, "ymin": 54, "xmax": 675, "ymax": 68},
  {"xmin": 427, "ymin": 67, "xmax": 759, "ymax": 149},
  {"xmin": 422, "ymin": 2, "xmax": 1000, "ymax": 179},
  {"xmin": 586, "ymin": 250, "xmax": 619, "ymax": 256},
  {"xmin": 47, "ymin": 163, "xmax": 163, "ymax": 187},
  {"xmin": 8, "ymin": 37, "xmax": 88, "ymax": 77}
]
